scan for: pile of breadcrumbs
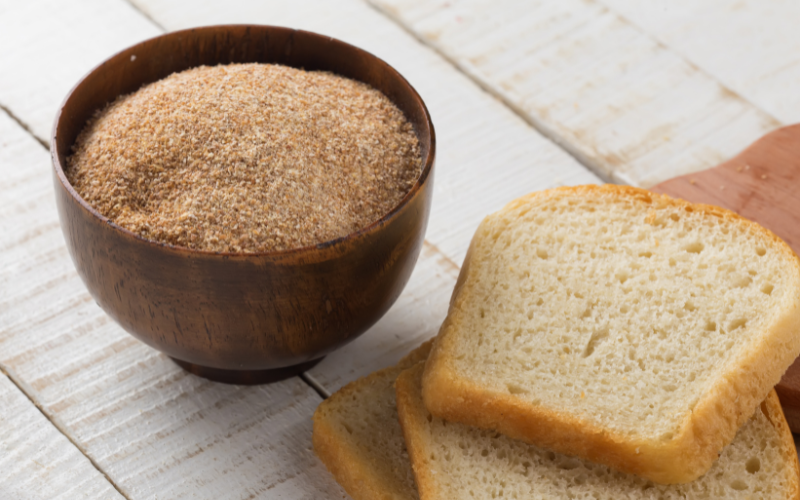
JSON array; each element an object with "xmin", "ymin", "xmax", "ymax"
[{"xmin": 67, "ymin": 63, "xmax": 421, "ymax": 253}]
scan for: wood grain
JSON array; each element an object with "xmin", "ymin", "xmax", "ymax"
[
  {"xmin": 650, "ymin": 124, "xmax": 800, "ymax": 432},
  {"xmin": 369, "ymin": 0, "xmax": 781, "ymax": 188},
  {"xmin": 599, "ymin": 0, "xmax": 800, "ymax": 124},
  {"xmin": 0, "ymin": 374, "xmax": 124, "ymax": 500},
  {"xmin": 308, "ymin": 241, "xmax": 460, "ymax": 393},
  {"xmin": 0, "ymin": 0, "xmax": 160, "ymax": 142},
  {"xmin": 652, "ymin": 125, "xmax": 800, "ymax": 249},
  {"xmin": 0, "ymin": 109, "xmax": 126, "ymax": 498}
]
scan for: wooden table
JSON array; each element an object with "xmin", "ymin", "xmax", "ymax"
[{"xmin": 1, "ymin": 0, "xmax": 799, "ymax": 497}]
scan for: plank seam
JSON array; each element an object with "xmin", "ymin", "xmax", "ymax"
[
  {"xmin": 300, "ymin": 372, "xmax": 331, "ymax": 399},
  {"xmin": 0, "ymin": 104, "xmax": 49, "ymax": 150},
  {"xmin": 363, "ymin": 0, "xmax": 617, "ymax": 186},
  {"xmin": 365, "ymin": 0, "xmax": 785, "ymax": 186},
  {"xmin": 423, "ymin": 239, "xmax": 461, "ymax": 273},
  {"xmin": 122, "ymin": 0, "xmax": 167, "ymax": 32},
  {"xmin": 0, "ymin": 363, "xmax": 132, "ymax": 500},
  {"xmin": 594, "ymin": 0, "xmax": 783, "ymax": 126}
]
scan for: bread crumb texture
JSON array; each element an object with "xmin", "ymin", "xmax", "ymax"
[
  {"xmin": 312, "ymin": 341, "xmax": 433, "ymax": 500},
  {"xmin": 66, "ymin": 63, "xmax": 421, "ymax": 253},
  {"xmin": 442, "ymin": 185, "xmax": 800, "ymax": 439},
  {"xmin": 399, "ymin": 364, "xmax": 799, "ymax": 500}
]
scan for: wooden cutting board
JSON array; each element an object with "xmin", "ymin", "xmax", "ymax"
[{"xmin": 649, "ymin": 124, "xmax": 800, "ymax": 432}]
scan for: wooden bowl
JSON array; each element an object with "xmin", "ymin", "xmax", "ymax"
[{"xmin": 51, "ymin": 25, "xmax": 435, "ymax": 384}]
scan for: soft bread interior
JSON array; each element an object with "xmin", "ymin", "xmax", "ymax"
[
  {"xmin": 312, "ymin": 342, "xmax": 432, "ymax": 500},
  {"xmin": 399, "ymin": 363, "xmax": 800, "ymax": 500},
  {"xmin": 441, "ymin": 187, "xmax": 797, "ymax": 437},
  {"xmin": 422, "ymin": 185, "xmax": 800, "ymax": 482}
]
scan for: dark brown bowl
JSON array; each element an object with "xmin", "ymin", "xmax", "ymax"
[{"xmin": 51, "ymin": 25, "xmax": 435, "ymax": 384}]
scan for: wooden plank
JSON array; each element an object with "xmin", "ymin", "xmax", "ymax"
[
  {"xmin": 0, "ymin": 107, "xmax": 346, "ymax": 498},
  {"xmin": 599, "ymin": 0, "xmax": 800, "ymax": 125},
  {"xmin": 0, "ymin": 373, "xmax": 124, "ymax": 500},
  {"xmin": 0, "ymin": 0, "xmax": 160, "ymax": 142},
  {"xmin": 128, "ymin": 0, "xmax": 602, "ymax": 390},
  {"xmin": 369, "ymin": 0, "xmax": 781, "ymax": 188}
]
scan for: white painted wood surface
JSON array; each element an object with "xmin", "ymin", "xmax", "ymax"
[
  {"xmin": 3, "ymin": 0, "xmax": 800, "ymax": 498},
  {"xmin": 0, "ymin": 372, "xmax": 123, "ymax": 500},
  {"xmin": 0, "ymin": 0, "xmax": 160, "ymax": 142},
  {"xmin": 0, "ymin": 113, "xmax": 114, "ymax": 499},
  {"xmin": 599, "ymin": 0, "xmax": 800, "ymax": 125},
  {"xmin": 369, "ymin": 0, "xmax": 781, "ymax": 188}
]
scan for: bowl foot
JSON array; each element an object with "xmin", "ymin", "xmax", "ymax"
[{"xmin": 170, "ymin": 357, "xmax": 324, "ymax": 385}]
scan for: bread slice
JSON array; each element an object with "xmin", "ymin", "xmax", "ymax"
[
  {"xmin": 398, "ymin": 363, "xmax": 800, "ymax": 499},
  {"xmin": 422, "ymin": 185, "xmax": 800, "ymax": 483},
  {"xmin": 312, "ymin": 340, "xmax": 433, "ymax": 500}
]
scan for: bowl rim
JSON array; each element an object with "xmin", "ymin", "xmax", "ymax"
[{"xmin": 51, "ymin": 24, "xmax": 435, "ymax": 260}]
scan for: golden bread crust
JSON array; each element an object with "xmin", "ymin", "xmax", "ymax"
[
  {"xmin": 312, "ymin": 415, "xmax": 384, "ymax": 500},
  {"xmin": 422, "ymin": 184, "xmax": 800, "ymax": 484},
  {"xmin": 312, "ymin": 340, "xmax": 434, "ymax": 500},
  {"xmin": 396, "ymin": 364, "xmax": 441, "ymax": 500},
  {"xmin": 408, "ymin": 360, "xmax": 800, "ymax": 499},
  {"xmin": 761, "ymin": 390, "xmax": 800, "ymax": 500},
  {"xmin": 313, "ymin": 370, "xmax": 408, "ymax": 500}
]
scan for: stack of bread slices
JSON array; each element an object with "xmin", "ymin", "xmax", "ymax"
[{"xmin": 314, "ymin": 185, "xmax": 800, "ymax": 500}]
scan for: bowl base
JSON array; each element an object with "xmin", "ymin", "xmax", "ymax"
[{"xmin": 170, "ymin": 357, "xmax": 324, "ymax": 385}]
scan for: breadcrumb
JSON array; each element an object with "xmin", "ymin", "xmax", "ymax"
[{"xmin": 67, "ymin": 63, "xmax": 421, "ymax": 253}]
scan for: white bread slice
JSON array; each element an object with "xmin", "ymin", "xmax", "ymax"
[
  {"xmin": 398, "ymin": 363, "xmax": 800, "ymax": 500},
  {"xmin": 422, "ymin": 185, "xmax": 800, "ymax": 484},
  {"xmin": 312, "ymin": 341, "xmax": 433, "ymax": 500}
]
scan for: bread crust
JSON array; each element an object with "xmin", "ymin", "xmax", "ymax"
[
  {"xmin": 313, "ymin": 414, "xmax": 388, "ymax": 500},
  {"xmin": 422, "ymin": 184, "xmax": 800, "ymax": 484},
  {"xmin": 760, "ymin": 391, "xmax": 800, "ymax": 500},
  {"xmin": 312, "ymin": 340, "xmax": 434, "ymax": 500},
  {"xmin": 405, "ymin": 357, "xmax": 800, "ymax": 499},
  {"xmin": 313, "ymin": 372, "xmax": 408, "ymax": 500},
  {"xmin": 396, "ymin": 365, "xmax": 440, "ymax": 500}
]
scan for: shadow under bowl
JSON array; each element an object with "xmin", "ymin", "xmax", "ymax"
[{"xmin": 51, "ymin": 25, "xmax": 435, "ymax": 384}]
